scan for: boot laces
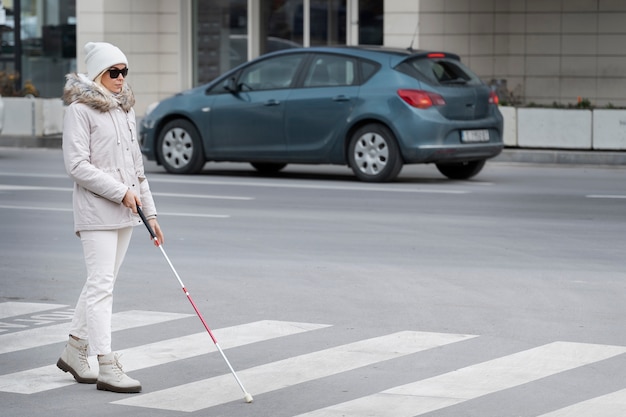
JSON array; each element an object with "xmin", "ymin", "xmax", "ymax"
[
  {"xmin": 76, "ymin": 343, "xmax": 91, "ymax": 371},
  {"xmin": 112, "ymin": 354, "xmax": 126, "ymax": 377}
]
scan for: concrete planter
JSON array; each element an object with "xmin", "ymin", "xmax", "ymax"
[
  {"xmin": 592, "ymin": 109, "xmax": 626, "ymax": 150},
  {"xmin": 517, "ymin": 108, "xmax": 592, "ymax": 149},
  {"xmin": 500, "ymin": 107, "xmax": 626, "ymax": 151},
  {"xmin": 499, "ymin": 106, "xmax": 517, "ymax": 147},
  {"xmin": 2, "ymin": 97, "xmax": 65, "ymax": 137}
]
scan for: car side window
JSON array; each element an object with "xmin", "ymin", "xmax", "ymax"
[
  {"xmin": 238, "ymin": 54, "xmax": 304, "ymax": 91},
  {"xmin": 303, "ymin": 55, "xmax": 357, "ymax": 87}
]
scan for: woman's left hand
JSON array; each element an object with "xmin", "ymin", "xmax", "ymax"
[{"xmin": 148, "ymin": 218, "xmax": 164, "ymax": 246}]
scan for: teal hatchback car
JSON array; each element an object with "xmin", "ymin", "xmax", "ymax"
[{"xmin": 140, "ymin": 46, "xmax": 503, "ymax": 182}]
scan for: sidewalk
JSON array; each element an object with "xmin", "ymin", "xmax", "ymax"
[{"xmin": 1, "ymin": 134, "xmax": 625, "ymax": 167}]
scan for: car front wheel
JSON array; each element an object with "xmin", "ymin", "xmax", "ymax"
[
  {"xmin": 157, "ymin": 119, "xmax": 205, "ymax": 174},
  {"xmin": 436, "ymin": 159, "xmax": 486, "ymax": 180},
  {"xmin": 347, "ymin": 124, "xmax": 403, "ymax": 182}
]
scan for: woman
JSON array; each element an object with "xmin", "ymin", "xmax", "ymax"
[{"xmin": 57, "ymin": 42, "xmax": 164, "ymax": 393}]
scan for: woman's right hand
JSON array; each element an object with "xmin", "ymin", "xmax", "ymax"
[{"xmin": 122, "ymin": 189, "xmax": 142, "ymax": 214}]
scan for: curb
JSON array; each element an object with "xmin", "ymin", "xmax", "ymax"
[
  {"xmin": 495, "ymin": 148, "xmax": 626, "ymax": 166},
  {"xmin": 0, "ymin": 135, "xmax": 62, "ymax": 149},
  {"xmin": 1, "ymin": 135, "xmax": 625, "ymax": 167}
]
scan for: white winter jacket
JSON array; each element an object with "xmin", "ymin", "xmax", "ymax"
[{"xmin": 62, "ymin": 73, "xmax": 157, "ymax": 235}]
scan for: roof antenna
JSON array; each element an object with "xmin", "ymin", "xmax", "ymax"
[{"xmin": 408, "ymin": 18, "xmax": 419, "ymax": 52}]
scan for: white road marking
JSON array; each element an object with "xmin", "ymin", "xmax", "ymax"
[
  {"xmin": 0, "ymin": 302, "xmax": 67, "ymax": 320},
  {"xmin": 152, "ymin": 192, "xmax": 252, "ymax": 200},
  {"xmin": 0, "ymin": 172, "xmax": 68, "ymax": 179},
  {"xmin": 0, "ymin": 320, "xmax": 330, "ymax": 394},
  {"xmin": 150, "ymin": 177, "xmax": 470, "ymax": 194},
  {"xmin": 587, "ymin": 194, "xmax": 626, "ymax": 199},
  {"xmin": 155, "ymin": 211, "xmax": 230, "ymax": 218},
  {"xmin": 0, "ymin": 205, "xmax": 229, "ymax": 218},
  {"xmin": 536, "ymin": 388, "xmax": 626, "ymax": 417},
  {"xmin": 293, "ymin": 341, "xmax": 626, "ymax": 417},
  {"xmin": 0, "ymin": 172, "xmax": 469, "ymax": 194},
  {"xmin": 0, "ymin": 185, "xmax": 70, "ymax": 191},
  {"xmin": 113, "ymin": 330, "xmax": 477, "ymax": 412},
  {"xmin": 0, "ymin": 205, "xmax": 72, "ymax": 212},
  {"xmin": 0, "ymin": 184, "xmax": 251, "ymax": 201},
  {"xmin": 0, "ymin": 310, "xmax": 192, "ymax": 355}
]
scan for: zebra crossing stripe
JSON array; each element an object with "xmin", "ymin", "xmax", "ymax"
[
  {"xmin": 113, "ymin": 330, "xmax": 476, "ymax": 412},
  {"xmin": 292, "ymin": 341, "xmax": 626, "ymax": 417},
  {"xmin": 0, "ymin": 320, "xmax": 330, "ymax": 394},
  {"xmin": 0, "ymin": 310, "xmax": 192, "ymax": 355},
  {"xmin": 536, "ymin": 388, "xmax": 626, "ymax": 417},
  {"xmin": 0, "ymin": 302, "xmax": 67, "ymax": 320}
]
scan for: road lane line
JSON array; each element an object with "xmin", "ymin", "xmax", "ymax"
[
  {"xmin": 587, "ymin": 195, "xmax": 626, "ymax": 199},
  {"xmin": 0, "ymin": 302, "xmax": 67, "ymax": 320},
  {"xmin": 0, "ymin": 185, "xmax": 251, "ymax": 201},
  {"xmin": 293, "ymin": 341, "xmax": 626, "ymax": 417},
  {"xmin": 113, "ymin": 330, "xmax": 477, "ymax": 412},
  {"xmin": 0, "ymin": 205, "xmax": 230, "ymax": 218},
  {"xmin": 0, "ymin": 310, "xmax": 192, "ymax": 355},
  {"xmin": 536, "ymin": 388, "xmax": 626, "ymax": 417},
  {"xmin": 0, "ymin": 320, "xmax": 330, "ymax": 394},
  {"xmin": 0, "ymin": 205, "xmax": 72, "ymax": 212},
  {"xmin": 0, "ymin": 172, "xmax": 470, "ymax": 194},
  {"xmin": 152, "ymin": 192, "xmax": 252, "ymax": 200}
]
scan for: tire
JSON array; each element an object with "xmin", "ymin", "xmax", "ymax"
[
  {"xmin": 436, "ymin": 159, "xmax": 486, "ymax": 180},
  {"xmin": 347, "ymin": 124, "xmax": 403, "ymax": 182},
  {"xmin": 250, "ymin": 162, "xmax": 287, "ymax": 174},
  {"xmin": 157, "ymin": 119, "xmax": 205, "ymax": 174}
]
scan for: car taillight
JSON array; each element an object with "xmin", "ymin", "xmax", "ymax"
[
  {"xmin": 397, "ymin": 89, "xmax": 446, "ymax": 109},
  {"xmin": 489, "ymin": 90, "xmax": 499, "ymax": 105}
]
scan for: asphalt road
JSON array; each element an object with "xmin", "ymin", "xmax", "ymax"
[{"xmin": 1, "ymin": 147, "xmax": 625, "ymax": 417}]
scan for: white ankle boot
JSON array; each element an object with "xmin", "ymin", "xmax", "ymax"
[
  {"xmin": 97, "ymin": 353, "xmax": 141, "ymax": 393},
  {"xmin": 57, "ymin": 335, "xmax": 98, "ymax": 384}
]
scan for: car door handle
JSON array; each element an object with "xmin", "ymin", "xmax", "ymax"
[
  {"xmin": 332, "ymin": 95, "xmax": 350, "ymax": 102},
  {"xmin": 264, "ymin": 99, "xmax": 281, "ymax": 106}
]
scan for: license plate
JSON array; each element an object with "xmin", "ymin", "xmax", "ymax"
[{"xmin": 461, "ymin": 129, "xmax": 490, "ymax": 143}]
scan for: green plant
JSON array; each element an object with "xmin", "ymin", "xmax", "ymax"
[{"xmin": 575, "ymin": 97, "xmax": 592, "ymax": 109}]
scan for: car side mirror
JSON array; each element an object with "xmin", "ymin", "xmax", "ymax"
[{"xmin": 223, "ymin": 77, "xmax": 239, "ymax": 94}]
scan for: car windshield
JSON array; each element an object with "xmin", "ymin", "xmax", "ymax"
[{"xmin": 397, "ymin": 56, "xmax": 481, "ymax": 86}]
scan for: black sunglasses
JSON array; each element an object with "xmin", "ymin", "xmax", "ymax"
[{"xmin": 107, "ymin": 67, "xmax": 128, "ymax": 79}]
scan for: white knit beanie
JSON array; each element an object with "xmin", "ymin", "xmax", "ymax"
[{"xmin": 84, "ymin": 42, "xmax": 128, "ymax": 81}]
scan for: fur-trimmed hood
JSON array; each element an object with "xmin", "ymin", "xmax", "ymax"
[{"xmin": 63, "ymin": 72, "xmax": 135, "ymax": 113}]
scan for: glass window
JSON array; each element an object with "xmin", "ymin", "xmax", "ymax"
[
  {"xmin": 266, "ymin": 0, "xmax": 303, "ymax": 50},
  {"xmin": 238, "ymin": 53, "xmax": 304, "ymax": 90},
  {"xmin": 194, "ymin": 0, "xmax": 248, "ymax": 85},
  {"xmin": 0, "ymin": 0, "xmax": 76, "ymax": 97},
  {"xmin": 303, "ymin": 54, "xmax": 356, "ymax": 87},
  {"xmin": 359, "ymin": 0, "xmax": 383, "ymax": 45},
  {"xmin": 360, "ymin": 59, "xmax": 380, "ymax": 82},
  {"xmin": 308, "ymin": 0, "xmax": 346, "ymax": 46}
]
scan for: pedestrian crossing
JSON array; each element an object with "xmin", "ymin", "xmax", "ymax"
[
  {"xmin": 1, "ymin": 301, "xmax": 625, "ymax": 417},
  {"xmin": 113, "ymin": 330, "xmax": 477, "ymax": 412}
]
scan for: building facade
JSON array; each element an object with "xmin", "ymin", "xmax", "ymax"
[{"xmin": 4, "ymin": 0, "xmax": 626, "ymax": 115}]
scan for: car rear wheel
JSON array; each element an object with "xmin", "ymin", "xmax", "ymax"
[
  {"xmin": 157, "ymin": 119, "xmax": 205, "ymax": 174},
  {"xmin": 436, "ymin": 159, "xmax": 486, "ymax": 180},
  {"xmin": 250, "ymin": 162, "xmax": 287, "ymax": 174},
  {"xmin": 348, "ymin": 124, "xmax": 403, "ymax": 182}
]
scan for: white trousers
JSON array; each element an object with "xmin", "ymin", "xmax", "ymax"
[{"xmin": 69, "ymin": 227, "xmax": 133, "ymax": 355}]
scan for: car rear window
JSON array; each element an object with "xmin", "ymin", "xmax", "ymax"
[{"xmin": 396, "ymin": 56, "xmax": 481, "ymax": 87}]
